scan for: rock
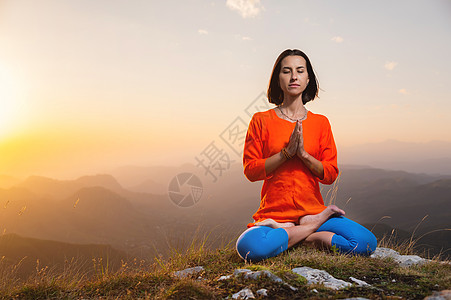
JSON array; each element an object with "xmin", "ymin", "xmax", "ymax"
[
  {"xmin": 398, "ymin": 255, "xmax": 427, "ymax": 267},
  {"xmin": 232, "ymin": 287, "xmax": 255, "ymax": 299},
  {"xmin": 292, "ymin": 267, "xmax": 352, "ymax": 290},
  {"xmin": 371, "ymin": 247, "xmax": 400, "ymax": 259},
  {"xmin": 370, "ymin": 247, "xmax": 428, "ymax": 267},
  {"xmin": 256, "ymin": 288, "xmax": 268, "ymax": 297},
  {"xmin": 248, "ymin": 270, "xmax": 283, "ymax": 283},
  {"xmin": 233, "ymin": 268, "xmax": 297, "ymax": 291},
  {"xmin": 424, "ymin": 290, "xmax": 451, "ymax": 300},
  {"xmin": 349, "ymin": 276, "xmax": 371, "ymax": 287},
  {"xmin": 339, "ymin": 298, "xmax": 371, "ymax": 300},
  {"xmin": 234, "ymin": 269, "xmax": 252, "ymax": 276},
  {"xmin": 218, "ymin": 275, "xmax": 232, "ymax": 281},
  {"xmin": 173, "ymin": 266, "xmax": 204, "ymax": 278}
]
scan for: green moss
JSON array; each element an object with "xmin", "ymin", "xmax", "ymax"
[{"xmin": 247, "ymin": 264, "xmax": 270, "ymax": 271}]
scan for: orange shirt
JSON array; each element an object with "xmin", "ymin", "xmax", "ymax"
[{"xmin": 243, "ymin": 109, "xmax": 339, "ymax": 227}]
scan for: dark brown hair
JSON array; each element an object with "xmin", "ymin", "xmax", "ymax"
[{"xmin": 267, "ymin": 49, "xmax": 319, "ymax": 105}]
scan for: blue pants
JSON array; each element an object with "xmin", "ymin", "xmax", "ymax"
[{"xmin": 236, "ymin": 216, "xmax": 377, "ymax": 262}]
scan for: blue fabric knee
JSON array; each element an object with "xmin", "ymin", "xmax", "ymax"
[
  {"xmin": 236, "ymin": 226, "xmax": 289, "ymax": 262},
  {"xmin": 317, "ymin": 216, "xmax": 377, "ymax": 255}
]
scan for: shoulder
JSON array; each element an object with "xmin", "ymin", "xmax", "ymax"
[
  {"xmin": 307, "ymin": 111, "xmax": 331, "ymax": 126},
  {"xmin": 252, "ymin": 109, "xmax": 273, "ymax": 119},
  {"xmin": 250, "ymin": 109, "xmax": 275, "ymax": 124}
]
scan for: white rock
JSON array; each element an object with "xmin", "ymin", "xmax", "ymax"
[
  {"xmin": 218, "ymin": 275, "xmax": 232, "ymax": 281},
  {"xmin": 370, "ymin": 247, "xmax": 400, "ymax": 259},
  {"xmin": 349, "ymin": 276, "xmax": 371, "ymax": 287},
  {"xmin": 424, "ymin": 289, "xmax": 451, "ymax": 300},
  {"xmin": 234, "ymin": 269, "xmax": 252, "ymax": 276},
  {"xmin": 232, "ymin": 287, "xmax": 255, "ymax": 299},
  {"xmin": 248, "ymin": 270, "xmax": 283, "ymax": 283},
  {"xmin": 397, "ymin": 255, "xmax": 426, "ymax": 267},
  {"xmin": 370, "ymin": 247, "xmax": 428, "ymax": 267},
  {"xmin": 173, "ymin": 266, "xmax": 204, "ymax": 278},
  {"xmin": 256, "ymin": 288, "xmax": 268, "ymax": 297},
  {"xmin": 292, "ymin": 267, "xmax": 352, "ymax": 290},
  {"xmin": 233, "ymin": 269, "xmax": 297, "ymax": 291}
]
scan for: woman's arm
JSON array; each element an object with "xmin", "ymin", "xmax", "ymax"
[
  {"xmin": 264, "ymin": 151, "xmax": 288, "ymax": 175},
  {"xmin": 296, "ymin": 119, "xmax": 338, "ymax": 184},
  {"xmin": 298, "ymin": 151, "xmax": 324, "ymax": 179}
]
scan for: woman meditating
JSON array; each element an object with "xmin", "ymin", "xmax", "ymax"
[{"xmin": 236, "ymin": 49, "xmax": 377, "ymax": 262}]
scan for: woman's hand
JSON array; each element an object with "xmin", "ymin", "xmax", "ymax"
[
  {"xmin": 285, "ymin": 121, "xmax": 299, "ymax": 157},
  {"xmin": 296, "ymin": 121, "xmax": 308, "ymax": 159}
]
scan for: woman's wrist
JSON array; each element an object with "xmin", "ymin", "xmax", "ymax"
[
  {"xmin": 279, "ymin": 151, "xmax": 287, "ymax": 161},
  {"xmin": 281, "ymin": 147, "xmax": 293, "ymax": 160}
]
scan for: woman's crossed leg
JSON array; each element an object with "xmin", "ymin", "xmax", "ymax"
[{"xmin": 236, "ymin": 206, "xmax": 376, "ymax": 261}]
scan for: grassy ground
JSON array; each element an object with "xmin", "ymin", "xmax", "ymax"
[{"xmin": 0, "ymin": 234, "xmax": 450, "ymax": 300}]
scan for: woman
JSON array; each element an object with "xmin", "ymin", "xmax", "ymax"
[{"xmin": 236, "ymin": 49, "xmax": 377, "ymax": 262}]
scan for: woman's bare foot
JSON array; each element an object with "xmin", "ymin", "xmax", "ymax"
[
  {"xmin": 255, "ymin": 218, "xmax": 296, "ymax": 229},
  {"xmin": 298, "ymin": 205, "xmax": 345, "ymax": 226},
  {"xmin": 284, "ymin": 205, "xmax": 345, "ymax": 249}
]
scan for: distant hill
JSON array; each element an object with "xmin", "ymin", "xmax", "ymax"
[
  {"xmin": 109, "ymin": 164, "xmax": 197, "ymax": 191},
  {"xmin": 1, "ymin": 163, "xmax": 450, "ymax": 261},
  {"xmin": 323, "ymin": 170, "xmax": 451, "ymax": 231},
  {"xmin": 109, "ymin": 162, "xmax": 451, "ymax": 257},
  {"xmin": 17, "ymin": 174, "xmax": 125, "ymax": 199},
  {"xmin": 128, "ymin": 177, "xmax": 166, "ymax": 194},
  {"xmin": 363, "ymin": 222, "xmax": 451, "ymax": 260},
  {"xmin": 0, "ymin": 175, "xmax": 21, "ymax": 189},
  {"xmin": 0, "ymin": 176, "xmax": 216, "ymax": 259},
  {"xmin": 340, "ymin": 140, "xmax": 451, "ymax": 175},
  {"xmin": 0, "ymin": 233, "xmax": 126, "ymax": 279}
]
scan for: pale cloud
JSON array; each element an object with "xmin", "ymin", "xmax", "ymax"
[
  {"xmin": 399, "ymin": 89, "xmax": 408, "ymax": 95},
  {"xmin": 235, "ymin": 34, "xmax": 253, "ymax": 41},
  {"xmin": 226, "ymin": 0, "xmax": 263, "ymax": 18},
  {"xmin": 198, "ymin": 29, "xmax": 208, "ymax": 35},
  {"xmin": 384, "ymin": 61, "xmax": 398, "ymax": 71},
  {"xmin": 331, "ymin": 36, "xmax": 344, "ymax": 43}
]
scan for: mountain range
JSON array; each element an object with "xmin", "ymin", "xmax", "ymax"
[
  {"xmin": 0, "ymin": 162, "xmax": 450, "ymax": 278},
  {"xmin": 339, "ymin": 140, "xmax": 451, "ymax": 175}
]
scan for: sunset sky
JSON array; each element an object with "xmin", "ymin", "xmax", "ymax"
[{"xmin": 1, "ymin": 0, "xmax": 450, "ymax": 179}]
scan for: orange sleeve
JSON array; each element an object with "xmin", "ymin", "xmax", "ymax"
[
  {"xmin": 243, "ymin": 114, "xmax": 268, "ymax": 182},
  {"xmin": 317, "ymin": 117, "xmax": 339, "ymax": 185}
]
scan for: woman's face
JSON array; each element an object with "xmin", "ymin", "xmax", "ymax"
[{"xmin": 278, "ymin": 55, "xmax": 310, "ymax": 98}]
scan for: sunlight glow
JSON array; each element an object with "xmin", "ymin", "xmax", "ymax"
[{"xmin": 0, "ymin": 63, "xmax": 22, "ymax": 139}]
